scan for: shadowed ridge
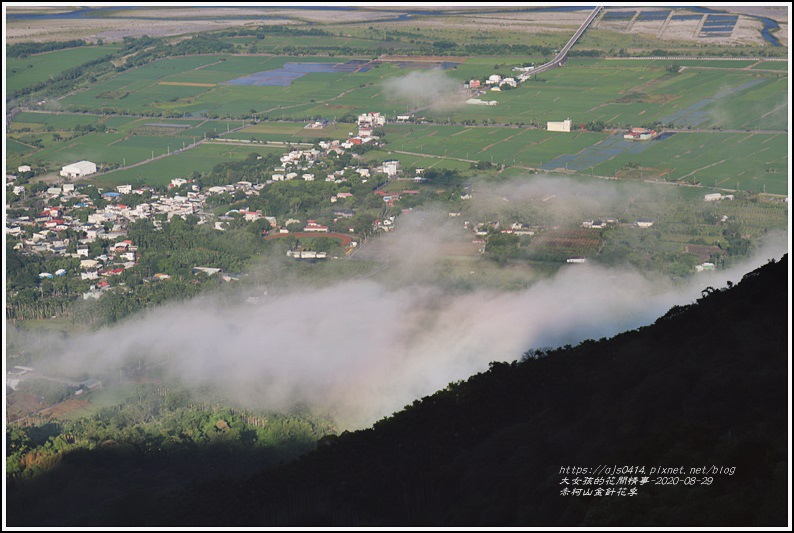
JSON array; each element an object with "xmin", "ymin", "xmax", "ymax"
[
  {"xmin": 6, "ymin": 256, "xmax": 789, "ymax": 527},
  {"xmin": 161, "ymin": 255, "xmax": 788, "ymax": 527}
]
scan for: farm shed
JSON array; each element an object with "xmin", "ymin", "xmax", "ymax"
[
  {"xmin": 547, "ymin": 119, "xmax": 572, "ymax": 132},
  {"xmin": 60, "ymin": 160, "xmax": 97, "ymax": 179}
]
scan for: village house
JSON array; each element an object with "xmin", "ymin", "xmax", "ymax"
[
  {"xmin": 357, "ymin": 112, "xmax": 386, "ymax": 128},
  {"xmin": 304, "ymin": 220, "xmax": 329, "ymax": 233},
  {"xmin": 382, "ymin": 160, "xmax": 400, "ymax": 177}
]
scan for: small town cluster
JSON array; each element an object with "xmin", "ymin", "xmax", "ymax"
[
  {"xmin": 7, "ymin": 112, "xmax": 461, "ymax": 308},
  {"xmin": 6, "ymin": 97, "xmax": 732, "ymax": 313}
]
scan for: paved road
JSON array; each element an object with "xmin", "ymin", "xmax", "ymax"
[{"xmin": 532, "ymin": 6, "xmax": 602, "ymax": 75}]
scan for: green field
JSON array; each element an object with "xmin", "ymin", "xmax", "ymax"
[
  {"xmin": 362, "ymin": 150, "xmax": 474, "ymax": 172},
  {"xmin": 58, "ymin": 383, "xmax": 140, "ymax": 421},
  {"xmin": 53, "ymin": 54, "xmax": 788, "ymax": 134},
  {"xmin": 590, "ymin": 132, "xmax": 788, "ymax": 195},
  {"xmin": 5, "ymin": 114, "xmax": 253, "ymax": 173},
  {"xmin": 8, "ymin": 52, "xmax": 789, "ymax": 195},
  {"xmin": 11, "ymin": 112, "xmax": 105, "ymax": 130},
  {"xmin": 382, "ymin": 124, "xmax": 605, "ymax": 167},
  {"xmin": 14, "ymin": 131, "xmax": 177, "ymax": 170},
  {"xmin": 91, "ymin": 143, "xmax": 286, "ymax": 187},
  {"xmin": 750, "ymin": 60, "xmax": 789, "ymax": 71},
  {"xmin": 232, "ymin": 122, "xmax": 357, "ymax": 142},
  {"xmin": 6, "ymin": 138, "xmax": 35, "ymax": 155},
  {"xmin": 6, "ymin": 45, "xmax": 120, "ymax": 95},
  {"xmin": 451, "ymin": 59, "xmax": 787, "ymax": 129}
]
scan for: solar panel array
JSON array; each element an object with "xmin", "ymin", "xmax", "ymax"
[
  {"xmin": 700, "ymin": 14, "xmax": 739, "ymax": 37},
  {"xmin": 602, "ymin": 10, "xmax": 635, "ymax": 21},
  {"xmin": 636, "ymin": 10, "xmax": 671, "ymax": 22}
]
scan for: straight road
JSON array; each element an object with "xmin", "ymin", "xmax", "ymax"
[{"xmin": 531, "ymin": 6, "xmax": 602, "ymax": 75}]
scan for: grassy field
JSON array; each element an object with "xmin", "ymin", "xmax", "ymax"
[
  {"xmin": 53, "ymin": 54, "xmax": 788, "ymax": 133},
  {"xmin": 590, "ymin": 132, "xmax": 788, "ymax": 195},
  {"xmin": 750, "ymin": 61, "xmax": 789, "ymax": 71},
  {"xmin": 7, "ymin": 45, "xmax": 120, "ymax": 95},
  {"xmin": 8, "ymin": 53, "xmax": 789, "ymax": 195},
  {"xmin": 91, "ymin": 143, "xmax": 286, "ymax": 187},
  {"xmin": 472, "ymin": 59, "xmax": 786, "ymax": 129},
  {"xmin": 15, "ymin": 131, "xmax": 177, "ymax": 170},
  {"xmin": 5, "ymin": 114, "xmax": 253, "ymax": 173},
  {"xmin": 58, "ymin": 383, "xmax": 140, "ymax": 421},
  {"xmin": 11, "ymin": 111, "xmax": 106, "ymax": 130},
  {"xmin": 232, "ymin": 122, "xmax": 358, "ymax": 142},
  {"xmin": 382, "ymin": 124, "xmax": 606, "ymax": 167},
  {"xmin": 7, "ymin": 138, "xmax": 35, "ymax": 155},
  {"xmin": 363, "ymin": 150, "xmax": 474, "ymax": 172}
]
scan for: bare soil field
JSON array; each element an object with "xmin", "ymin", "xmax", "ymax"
[
  {"xmin": 721, "ymin": 6, "xmax": 787, "ymax": 22},
  {"xmin": 5, "ymin": 16, "xmax": 290, "ymax": 44},
  {"xmin": 6, "ymin": 6, "xmax": 787, "ymax": 48},
  {"xmin": 5, "ymin": 6, "xmax": 79, "ymax": 14},
  {"xmin": 6, "ymin": 392, "xmax": 47, "ymax": 422},
  {"xmin": 394, "ymin": 12, "xmax": 586, "ymax": 35},
  {"xmin": 43, "ymin": 398, "xmax": 91, "ymax": 419}
]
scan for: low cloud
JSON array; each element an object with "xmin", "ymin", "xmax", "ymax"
[
  {"xmin": 26, "ymin": 204, "xmax": 787, "ymax": 429},
  {"xmin": 382, "ymin": 70, "xmax": 466, "ymax": 111},
  {"xmin": 12, "ymin": 177, "xmax": 788, "ymax": 429}
]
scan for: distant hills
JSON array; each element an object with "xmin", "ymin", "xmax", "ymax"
[{"xmin": 7, "ymin": 255, "xmax": 789, "ymax": 527}]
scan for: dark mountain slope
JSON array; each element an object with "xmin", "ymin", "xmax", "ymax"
[{"xmin": 159, "ymin": 255, "xmax": 789, "ymax": 527}]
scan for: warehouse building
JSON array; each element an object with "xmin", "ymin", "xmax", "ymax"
[
  {"xmin": 547, "ymin": 119, "xmax": 572, "ymax": 132},
  {"xmin": 60, "ymin": 160, "xmax": 97, "ymax": 179}
]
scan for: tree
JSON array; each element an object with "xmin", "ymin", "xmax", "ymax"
[
  {"xmin": 485, "ymin": 233, "xmax": 520, "ymax": 264},
  {"xmin": 248, "ymin": 218, "xmax": 271, "ymax": 236}
]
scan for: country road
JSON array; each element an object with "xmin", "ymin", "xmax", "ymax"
[{"xmin": 531, "ymin": 5, "xmax": 603, "ymax": 75}]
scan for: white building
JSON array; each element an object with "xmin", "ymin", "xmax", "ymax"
[
  {"xmin": 704, "ymin": 193, "xmax": 722, "ymax": 202},
  {"xmin": 117, "ymin": 184, "xmax": 133, "ymax": 195},
  {"xmin": 547, "ymin": 119, "xmax": 572, "ymax": 132},
  {"xmin": 18, "ymin": 165, "xmax": 31, "ymax": 173},
  {"xmin": 466, "ymin": 99, "xmax": 498, "ymax": 106},
  {"xmin": 357, "ymin": 112, "xmax": 386, "ymax": 127},
  {"xmin": 382, "ymin": 161, "xmax": 400, "ymax": 177},
  {"xmin": 60, "ymin": 161, "xmax": 97, "ymax": 179}
]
